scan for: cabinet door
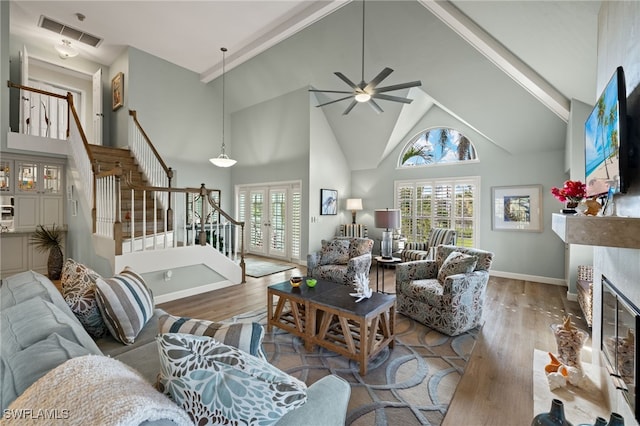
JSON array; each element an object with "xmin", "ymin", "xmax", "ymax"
[
  {"xmin": 0, "ymin": 235, "xmax": 28, "ymax": 278},
  {"xmin": 16, "ymin": 161, "xmax": 38, "ymax": 193},
  {"xmin": 41, "ymin": 164, "xmax": 63, "ymax": 195},
  {"xmin": 41, "ymin": 196, "xmax": 64, "ymax": 226},
  {"xmin": 0, "ymin": 160, "xmax": 12, "ymax": 193},
  {"xmin": 14, "ymin": 195, "xmax": 38, "ymax": 229},
  {"xmin": 28, "ymin": 243, "xmax": 48, "ymax": 276}
]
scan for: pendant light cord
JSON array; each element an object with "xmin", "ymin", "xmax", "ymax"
[
  {"xmin": 221, "ymin": 47, "xmax": 227, "ymax": 154},
  {"xmin": 361, "ymin": 0, "xmax": 365, "ymax": 82}
]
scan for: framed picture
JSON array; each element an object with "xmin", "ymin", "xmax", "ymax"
[
  {"xmin": 112, "ymin": 72, "xmax": 124, "ymax": 111},
  {"xmin": 320, "ymin": 189, "xmax": 338, "ymax": 215},
  {"xmin": 492, "ymin": 184, "xmax": 543, "ymax": 232}
]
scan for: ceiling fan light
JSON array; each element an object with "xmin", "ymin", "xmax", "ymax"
[
  {"xmin": 55, "ymin": 39, "xmax": 78, "ymax": 59},
  {"xmin": 209, "ymin": 153, "xmax": 237, "ymax": 168},
  {"xmin": 355, "ymin": 93, "xmax": 371, "ymax": 102}
]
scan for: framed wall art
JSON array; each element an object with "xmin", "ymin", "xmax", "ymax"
[
  {"xmin": 112, "ymin": 72, "xmax": 124, "ymax": 111},
  {"xmin": 492, "ymin": 184, "xmax": 543, "ymax": 232},
  {"xmin": 320, "ymin": 189, "xmax": 338, "ymax": 215}
]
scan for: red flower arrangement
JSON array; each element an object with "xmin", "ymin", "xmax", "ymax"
[{"xmin": 551, "ymin": 180, "xmax": 586, "ymax": 204}]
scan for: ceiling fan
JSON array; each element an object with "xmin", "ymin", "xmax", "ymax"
[{"xmin": 310, "ymin": 0, "xmax": 422, "ymax": 115}]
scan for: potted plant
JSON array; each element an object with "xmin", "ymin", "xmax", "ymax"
[{"xmin": 30, "ymin": 223, "xmax": 64, "ymax": 280}]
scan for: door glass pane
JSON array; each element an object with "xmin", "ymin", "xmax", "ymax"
[
  {"xmin": 270, "ymin": 191, "xmax": 286, "ymax": 252},
  {"xmin": 250, "ymin": 192, "xmax": 264, "ymax": 249}
]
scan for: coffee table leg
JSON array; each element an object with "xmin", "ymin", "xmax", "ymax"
[
  {"xmin": 360, "ymin": 318, "xmax": 368, "ymax": 376},
  {"xmin": 305, "ymin": 302, "xmax": 315, "ymax": 351},
  {"xmin": 267, "ymin": 291, "xmax": 273, "ymax": 332}
]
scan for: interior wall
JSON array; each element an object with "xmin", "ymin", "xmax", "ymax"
[
  {"xmin": 230, "ymin": 88, "xmax": 311, "ymax": 257},
  {"xmin": 592, "ymin": 2, "xmax": 640, "ymax": 422},
  {"xmin": 352, "ymin": 104, "xmax": 568, "ymax": 281},
  {"xmin": 1, "ymin": 0, "xmax": 9, "ymax": 152},
  {"xmin": 308, "ymin": 94, "xmax": 351, "ymax": 253},
  {"xmin": 122, "ymin": 47, "xmax": 232, "ymax": 208}
]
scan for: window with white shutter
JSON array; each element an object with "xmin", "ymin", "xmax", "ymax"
[{"xmin": 395, "ymin": 177, "xmax": 480, "ymax": 247}]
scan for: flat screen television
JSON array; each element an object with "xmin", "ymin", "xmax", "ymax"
[{"xmin": 585, "ymin": 66, "xmax": 630, "ymax": 197}]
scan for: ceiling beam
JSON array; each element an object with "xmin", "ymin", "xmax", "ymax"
[
  {"xmin": 200, "ymin": 0, "xmax": 351, "ymax": 83},
  {"xmin": 419, "ymin": 0, "xmax": 570, "ymax": 122}
]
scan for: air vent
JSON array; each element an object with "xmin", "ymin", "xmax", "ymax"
[{"xmin": 38, "ymin": 15, "xmax": 103, "ymax": 48}]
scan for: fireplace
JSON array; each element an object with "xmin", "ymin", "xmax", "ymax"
[{"xmin": 602, "ymin": 275, "xmax": 640, "ymax": 422}]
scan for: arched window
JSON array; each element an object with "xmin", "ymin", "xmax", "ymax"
[{"xmin": 399, "ymin": 128, "xmax": 477, "ymax": 167}]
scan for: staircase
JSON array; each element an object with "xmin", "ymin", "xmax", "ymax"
[{"xmin": 89, "ymin": 145, "xmax": 167, "ymax": 237}]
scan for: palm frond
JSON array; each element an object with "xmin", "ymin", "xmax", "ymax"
[{"xmin": 30, "ymin": 224, "xmax": 63, "ymax": 252}]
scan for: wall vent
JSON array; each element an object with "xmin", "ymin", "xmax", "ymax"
[{"xmin": 38, "ymin": 15, "xmax": 103, "ymax": 48}]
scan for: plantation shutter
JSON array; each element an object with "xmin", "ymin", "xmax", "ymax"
[
  {"xmin": 395, "ymin": 177, "xmax": 479, "ymax": 247},
  {"xmin": 291, "ymin": 187, "xmax": 301, "ymax": 260}
]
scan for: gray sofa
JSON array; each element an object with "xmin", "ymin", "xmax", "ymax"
[{"xmin": 0, "ymin": 270, "xmax": 350, "ymax": 425}]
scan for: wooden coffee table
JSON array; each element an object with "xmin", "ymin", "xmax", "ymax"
[
  {"xmin": 308, "ymin": 286, "xmax": 396, "ymax": 375},
  {"xmin": 267, "ymin": 279, "xmax": 396, "ymax": 375},
  {"xmin": 266, "ymin": 279, "xmax": 341, "ymax": 341}
]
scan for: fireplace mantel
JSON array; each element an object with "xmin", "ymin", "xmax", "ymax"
[{"xmin": 552, "ymin": 213, "xmax": 640, "ymax": 249}]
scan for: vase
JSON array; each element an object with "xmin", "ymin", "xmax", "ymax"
[
  {"xmin": 577, "ymin": 417, "xmax": 608, "ymax": 426},
  {"xmin": 562, "ymin": 201, "xmax": 579, "ymax": 214},
  {"xmin": 550, "ymin": 323, "xmax": 588, "ymax": 368},
  {"xmin": 532, "ymin": 399, "xmax": 573, "ymax": 426},
  {"xmin": 606, "ymin": 413, "xmax": 624, "ymax": 426},
  {"xmin": 47, "ymin": 245, "xmax": 63, "ymax": 280}
]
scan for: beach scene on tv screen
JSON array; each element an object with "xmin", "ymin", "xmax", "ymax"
[{"xmin": 585, "ymin": 75, "xmax": 620, "ymax": 196}]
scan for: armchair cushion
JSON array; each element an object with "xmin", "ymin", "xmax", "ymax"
[
  {"xmin": 318, "ymin": 239, "xmax": 350, "ymax": 265},
  {"xmin": 308, "ymin": 238, "xmax": 373, "ymax": 285},
  {"xmin": 437, "ymin": 251, "xmax": 478, "ymax": 283},
  {"xmin": 348, "ymin": 237, "xmax": 374, "ymax": 258}
]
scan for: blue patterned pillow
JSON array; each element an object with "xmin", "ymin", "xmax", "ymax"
[
  {"xmin": 95, "ymin": 267, "xmax": 154, "ymax": 345},
  {"xmin": 157, "ymin": 333, "xmax": 307, "ymax": 425},
  {"xmin": 61, "ymin": 259, "xmax": 108, "ymax": 338}
]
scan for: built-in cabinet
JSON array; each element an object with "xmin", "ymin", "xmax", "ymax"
[
  {"xmin": 3, "ymin": 155, "xmax": 66, "ymax": 231},
  {"xmin": 0, "ymin": 231, "xmax": 60, "ymax": 279}
]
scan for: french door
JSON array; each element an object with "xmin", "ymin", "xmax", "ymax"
[{"xmin": 238, "ymin": 182, "xmax": 301, "ymax": 261}]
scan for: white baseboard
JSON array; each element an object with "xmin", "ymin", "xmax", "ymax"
[
  {"xmin": 154, "ymin": 280, "xmax": 235, "ymax": 304},
  {"xmin": 566, "ymin": 292, "xmax": 578, "ymax": 302},
  {"xmin": 490, "ymin": 270, "xmax": 566, "ymax": 287}
]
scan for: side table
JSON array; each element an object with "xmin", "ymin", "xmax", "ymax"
[{"xmin": 374, "ymin": 256, "xmax": 401, "ymax": 293}]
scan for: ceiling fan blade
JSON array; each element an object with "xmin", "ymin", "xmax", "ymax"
[
  {"xmin": 372, "ymin": 93, "xmax": 414, "ymax": 104},
  {"xmin": 309, "ymin": 89, "xmax": 354, "ymax": 94},
  {"xmin": 364, "ymin": 67, "xmax": 394, "ymax": 92},
  {"xmin": 375, "ymin": 80, "xmax": 422, "ymax": 93},
  {"xmin": 343, "ymin": 100, "xmax": 358, "ymax": 115},
  {"xmin": 368, "ymin": 99, "xmax": 384, "ymax": 114},
  {"xmin": 316, "ymin": 95, "xmax": 354, "ymax": 108},
  {"xmin": 334, "ymin": 72, "xmax": 359, "ymax": 90}
]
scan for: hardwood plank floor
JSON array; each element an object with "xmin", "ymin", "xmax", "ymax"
[{"xmin": 158, "ymin": 258, "xmax": 590, "ymax": 425}]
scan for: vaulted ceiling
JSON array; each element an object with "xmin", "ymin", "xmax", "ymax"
[{"xmin": 9, "ymin": 0, "xmax": 601, "ymax": 170}]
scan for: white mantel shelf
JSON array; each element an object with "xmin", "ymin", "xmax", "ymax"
[{"xmin": 552, "ymin": 213, "xmax": 640, "ymax": 249}]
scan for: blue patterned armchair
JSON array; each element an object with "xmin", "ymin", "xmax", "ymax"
[
  {"xmin": 396, "ymin": 245, "xmax": 494, "ymax": 336},
  {"xmin": 307, "ymin": 238, "xmax": 373, "ymax": 285}
]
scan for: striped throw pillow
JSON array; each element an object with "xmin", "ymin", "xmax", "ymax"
[
  {"xmin": 95, "ymin": 267, "xmax": 154, "ymax": 345},
  {"xmin": 157, "ymin": 309, "xmax": 266, "ymax": 360}
]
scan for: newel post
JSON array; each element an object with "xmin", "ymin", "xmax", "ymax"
[{"xmin": 199, "ymin": 183, "xmax": 207, "ymax": 246}]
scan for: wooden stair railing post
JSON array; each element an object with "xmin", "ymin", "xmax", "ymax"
[
  {"xmin": 167, "ymin": 167, "xmax": 174, "ymax": 231},
  {"xmin": 91, "ymin": 159, "xmax": 100, "ymax": 234},
  {"xmin": 113, "ymin": 162, "xmax": 123, "ymax": 256},
  {"xmin": 240, "ymin": 223, "xmax": 246, "ymax": 283},
  {"xmin": 198, "ymin": 184, "xmax": 207, "ymax": 246}
]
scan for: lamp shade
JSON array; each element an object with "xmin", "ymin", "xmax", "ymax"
[
  {"xmin": 346, "ymin": 198, "xmax": 363, "ymax": 211},
  {"xmin": 374, "ymin": 209, "xmax": 401, "ymax": 229}
]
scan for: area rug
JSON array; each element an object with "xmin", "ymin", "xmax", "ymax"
[
  {"xmin": 223, "ymin": 309, "xmax": 479, "ymax": 425},
  {"xmin": 244, "ymin": 257, "xmax": 294, "ymax": 278}
]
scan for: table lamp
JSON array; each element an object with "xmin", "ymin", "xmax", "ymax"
[
  {"xmin": 374, "ymin": 208, "xmax": 401, "ymax": 259},
  {"xmin": 346, "ymin": 198, "xmax": 363, "ymax": 224}
]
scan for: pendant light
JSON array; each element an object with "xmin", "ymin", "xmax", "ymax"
[{"xmin": 209, "ymin": 47, "xmax": 236, "ymax": 167}]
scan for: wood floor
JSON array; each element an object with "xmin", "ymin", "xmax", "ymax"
[{"xmin": 158, "ymin": 257, "xmax": 589, "ymax": 425}]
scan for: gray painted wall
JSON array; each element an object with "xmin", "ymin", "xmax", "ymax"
[
  {"xmin": 1, "ymin": 1, "xmax": 8, "ymax": 152},
  {"xmin": 352, "ymin": 104, "xmax": 568, "ymax": 279},
  {"xmin": 309, "ymin": 94, "xmax": 351, "ymax": 253}
]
